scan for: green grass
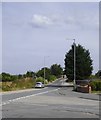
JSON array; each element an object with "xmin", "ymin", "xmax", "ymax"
[{"xmin": 91, "ymin": 91, "xmax": 101, "ymax": 94}]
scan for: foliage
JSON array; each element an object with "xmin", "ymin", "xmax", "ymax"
[
  {"xmin": 25, "ymin": 71, "xmax": 35, "ymax": 78},
  {"xmin": 64, "ymin": 44, "xmax": 93, "ymax": 80},
  {"xmin": 36, "ymin": 77, "xmax": 44, "ymax": 83},
  {"xmin": 36, "ymin": 67, "xmax": 51, "ymax": 80},
  {"xmin": 50, "ymin": 64, "xmax": 63, "ymax": 78},
  {"xmin": 95, "ymin": 70, "xmax": 101, "ymax": 78},
  {"xmin": 90, "ymin": 80, "xmax": 101, "ymax": 91},
  {"xmin": 18, "ymin": 74, "xmax": 23, "ymax": 79},
  {"xmin": 2, "ymin": 78, "xmax": 35, "ymax": 91},
  {"xmin": 0, "ymin": 74, "xmax": 2, "ymax": 82},
  {"xmin": 48, "ymin": 75, "xmax": 57, "ymax": 82},
  {"xmin": 1, "ymin": 71, "xmax": 36, "ymax": 82},
  {"xmin": 2, "ymin": 73, "xmax": 11, "ymax": 82},
  {"xmin": 89, "ymin": 75, "xmax": 98, "ymax": 79},
  {"xmin": 1, "ymin": 63, "xmax": 62, "ymax": 91},
  {"xmin": 2, "ymin": 72, "xmax": 18, "ymax": 82},
  {"xmin": 36, "ymin": 77, "xmax": 49, "ymax": 84}
]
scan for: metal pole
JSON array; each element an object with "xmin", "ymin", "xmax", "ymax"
[
  {"xmin": 66, "ymin": 38, "xmax": 76, "ymax": 90},
  {"xmin": 73, "ymin": 39, "xmax": 76, "ymax": 90},
  {"xmin": 44, "ymin": 56, "xmax": 45, "ymax": 85}
]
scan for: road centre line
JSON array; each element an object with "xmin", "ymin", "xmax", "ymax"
[{"xmin": 1, "ymin": 88, "xmax": 60, "ymax": 106}]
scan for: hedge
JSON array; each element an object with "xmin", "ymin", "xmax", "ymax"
[{"xmin": 90, "ymin": 80, "xmax": 101, "ymax": 91}]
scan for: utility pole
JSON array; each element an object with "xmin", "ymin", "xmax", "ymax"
[
  {"xmin": 66, "ymin": 38, "xmax": 76, "ymax": 90},
  {"xmin": 44, "ymin": 56, "xmax": 49, "ymax": 85},
  {"xmin": 44, "ymin": 56, "xmax": 45, "ymax": 85}
]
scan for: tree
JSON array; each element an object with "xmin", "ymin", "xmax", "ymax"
[
  {"xmin": 64, "ymin": 44, "xmax": 93, "ymax": 80},
  {"xmin": 2, "ymin": 72, "xmax": 11, "ymax": 82},
  {"xmin": 95, "ymin": 70, "xmax": 101, "ymax": 78},
  {"xmin": 25, "ymin": 71, "xmax": 35, "ymax": 78},
  {"xmin": 50, "ymin": 64, "xmax": 63, "ymax": 78},
  {"xmin": 18, "ymin": 74, "xmax": 23, "ymax": 79},
  {"xmin": 2, "ymin": 72, "xmax": 17, "ymax": 82},
  {"xmin": 36, "ymin": 67, "xmax": 51, "ymax": 80},
  {"xmin": 0, "ymin": 74, "xmax": 2, "ymax": 82}
]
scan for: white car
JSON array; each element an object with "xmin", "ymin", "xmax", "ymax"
[{"xmin": 35, "ymin": 82, "xmax": 44, "ymax": 88}]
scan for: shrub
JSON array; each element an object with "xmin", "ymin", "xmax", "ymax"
[
  {"xmin": 36, "ymin": 77, "xmax": 44, "ymax": 83},
  {"xmin": 44, "ymin": 80, "xmax": 48, "ymax": 84},
  {"xmin": 2, "ymin": 78, "xmax": 35, "ymax": 91},
  {"xmin": 2, "ymin": 73, "xmax": 18, "ymax": 82},
  {"xmin": 35, "ymin": 77, "xmax": 49, "ymax": 84},
  {"xmin": 90, "ymin": 80, "xmax": 101, "ymax": 91},
  {"xmin": 14, "ymin": 78, "xmax": 34, "ymax": 89},
  {"xmin": 48, "ymin": 75, "xmax": 57, "ymax": 82}
]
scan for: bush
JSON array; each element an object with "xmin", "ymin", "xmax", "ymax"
[
  {"xmin": 89, "ymin": 75, "xmax": 97, "ymax": 79},
  {"xmin": 35, "ymin": 77, "xmax": 49, "ymax": 84},
  {"xmin": 36, "ymin": 77, "xmax": 44, "ymax": 83},
  {"xmin": 48, "ymin": 75, "xmax": 57, "ymax": 82},
  {"xmin": 2, "ymin": 82, "xmax": 13, "ymax": 91},
  {"xmin": 14, "ymin": 78, "xmax": 34, "ymax": 89},
  {"xmin": 90, "ymin": 80, "xmax": 101, "ymax": 91},
  {"xmin": 35, "ymin": 76, "xmax": 56, "ymax": 84},
  {"xmin": 2, "ymin": 78, "xmax": 35, "ymax": 91}
]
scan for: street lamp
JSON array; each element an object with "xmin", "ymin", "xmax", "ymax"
[
  {"xmin": 44, "ymin": 56, "xmax": 49, "ymax": 85},
  {"xmin": 66, "ymin": 38, "xmax": 76, "ymax": 90}
]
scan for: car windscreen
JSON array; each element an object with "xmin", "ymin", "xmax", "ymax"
[{"xmin": 36, "ymin": 83, "xmax": 41, "ymax": 85}]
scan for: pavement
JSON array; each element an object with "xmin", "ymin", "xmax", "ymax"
[
  {"xmin": 2, "ymin": 87, "xmax": 99, "ymax": 118},
  {"xmin": 1, "ymin": 79, "xmax": 73, "ymax": 95},
  {"xmin": 1, "ymin": 78, "xmax": 100, "ymax": 118},
  {"xmin": 46, "ymin": 78, "xmax": 73, "ymax": 87},
  {"xmin": 1, "ymin": 79, "xmax": 100, "ymax": 102}
]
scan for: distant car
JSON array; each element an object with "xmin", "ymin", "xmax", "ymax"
[{"xmin": 35, "ymin": 82, "xmax": 44, "ymax": 88}]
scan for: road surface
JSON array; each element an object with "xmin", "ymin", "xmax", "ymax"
[{"xmin": 1, "ymin": 79, "xmax": 100, "ymax": 118}]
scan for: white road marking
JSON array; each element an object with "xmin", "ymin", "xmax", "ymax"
[{"xmin": 1, "ymin": 88, "xmax": 60, "ymax": 106}]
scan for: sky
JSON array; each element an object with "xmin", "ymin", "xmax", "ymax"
[{"xmin": 1, "ymin": 2, "xmax": 99, "ymax": 75}]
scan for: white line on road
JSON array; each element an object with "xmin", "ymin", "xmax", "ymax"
[{"xmin": 1, "ymin": 88, "xmax": 60, "ymax": 106}]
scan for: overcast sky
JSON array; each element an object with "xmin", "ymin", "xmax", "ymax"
[{"xmin": 2, "ymin": 2, "xmax": 99, "ymax": 74}]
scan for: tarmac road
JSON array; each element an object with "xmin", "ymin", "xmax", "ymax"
[{"xmin": 1, "ymin": 78, "xmax": 100, "ymax": 118}]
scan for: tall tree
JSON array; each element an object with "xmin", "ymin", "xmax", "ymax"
[
  {"xmin": 95, "ymin": 70, "xmax": 101, "ymax": 78},
  {"xmin": 25, "ymin": 71, "xmax": 35, "ymax": 78},
  {"xmin": 64, "ymin": 44, "xmax": 93, "ymax": 80},
  {"xmin": 50, "ymin": 64, "xmax": 63, "ymax": 78},
  {"xmin": 2, "ymin": 72, "xmax": 17, "ymax": 82},
  {"xmin": 36, "ymin": 67, "xmax": 51, "ymax": 80}
]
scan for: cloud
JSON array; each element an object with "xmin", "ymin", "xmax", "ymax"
[
  {"xmin": 64, "ymin": 14, "xmax": 99, "ymax": 30},
  {"xmin": 30, "ymin": 14, "xmax": 53, "ymax": 28},
  {"xmin": 30, "ymin": 13, "xmax": 98, "ymax": 30}
]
